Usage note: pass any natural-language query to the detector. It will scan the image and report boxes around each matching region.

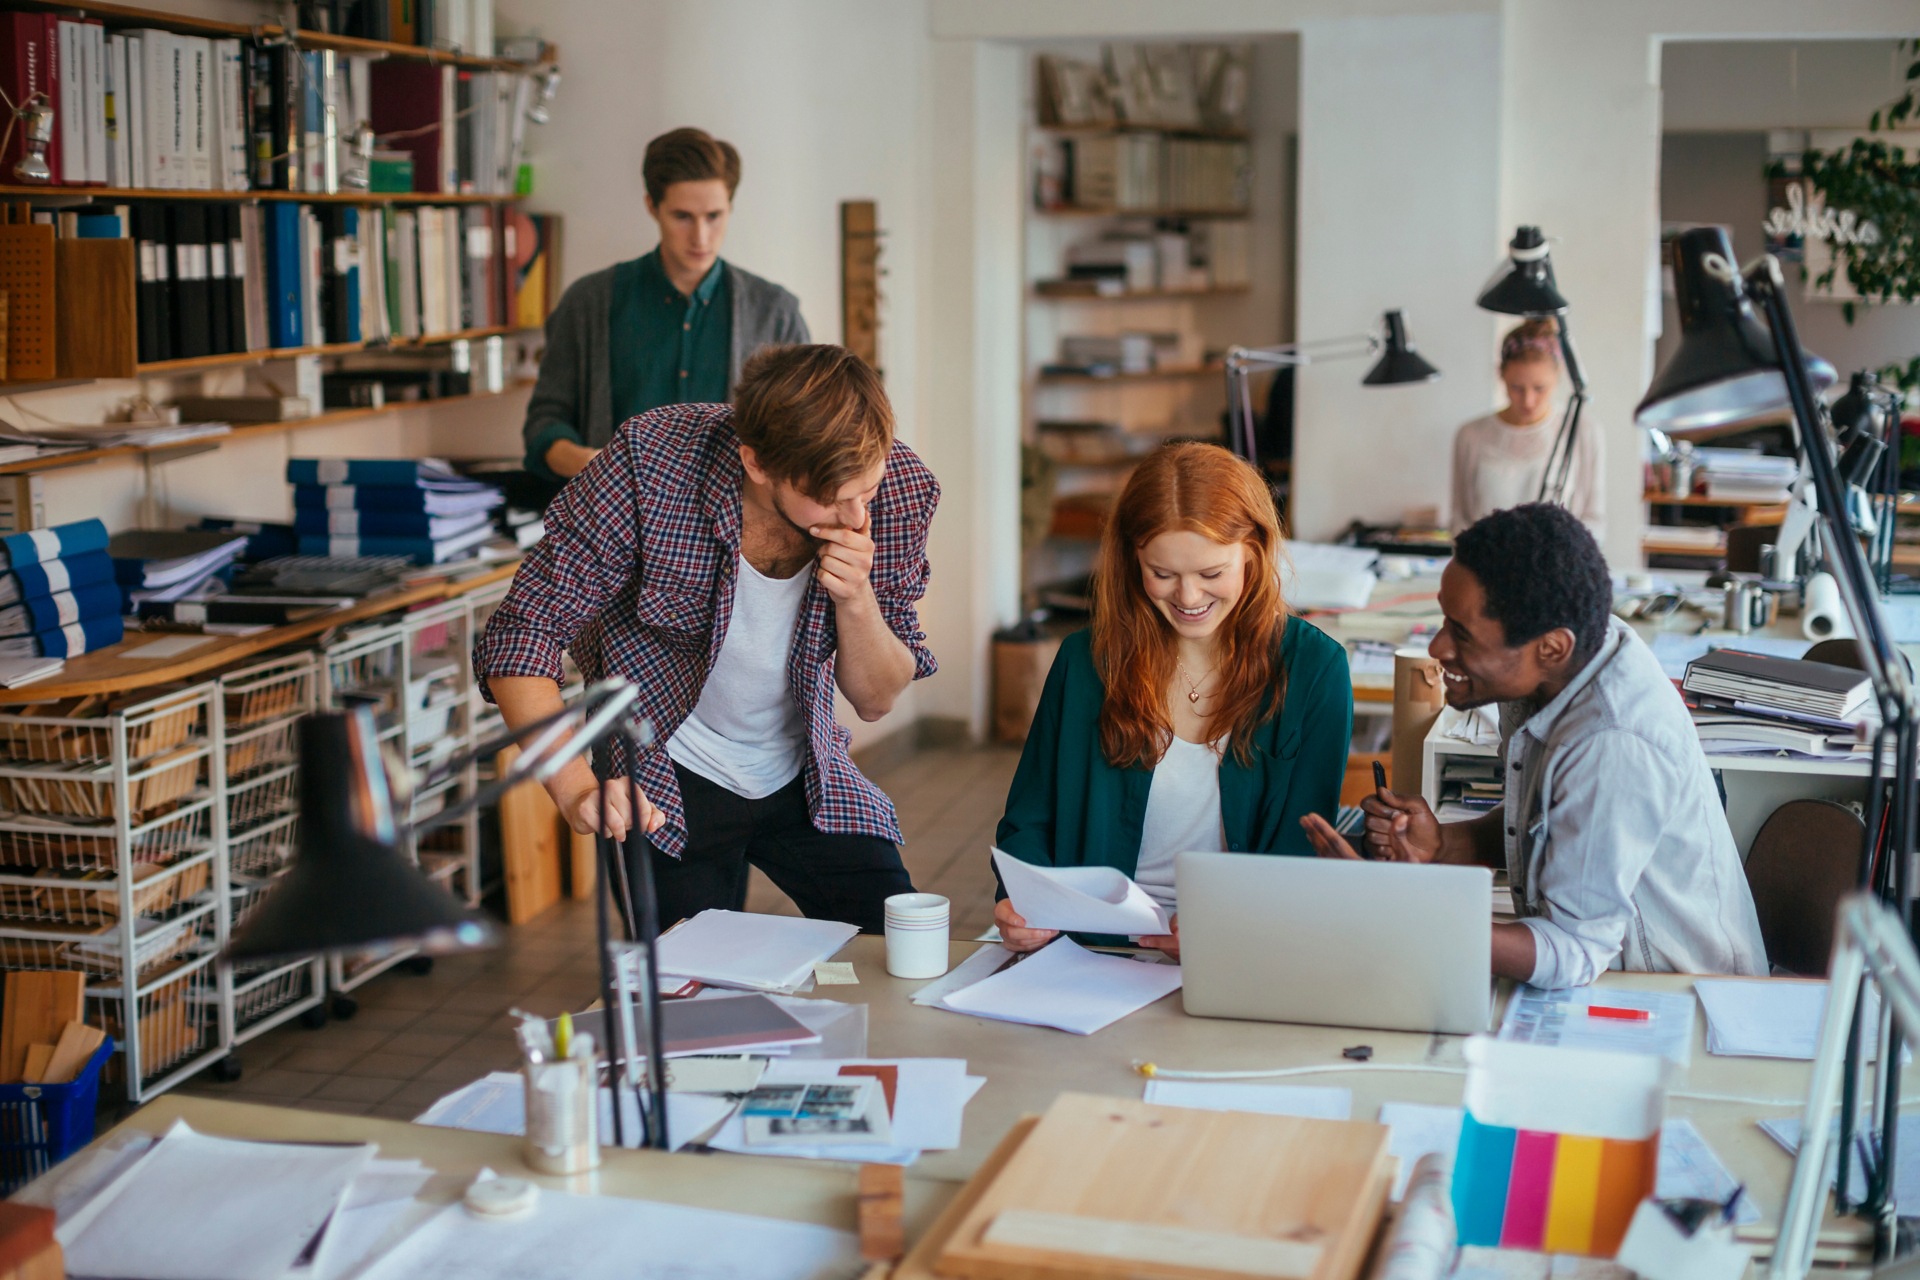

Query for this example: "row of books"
[0,13,534,195]
[1681,647,1875,759]
[1042,134,1252,213]
[0,520,123,659]
[85,200,553,364]
[298,0,500,57]
[285,458,503,563]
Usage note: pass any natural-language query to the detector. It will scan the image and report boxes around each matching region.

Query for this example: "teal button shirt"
[526,249,733,474]
[995,616,1353,931]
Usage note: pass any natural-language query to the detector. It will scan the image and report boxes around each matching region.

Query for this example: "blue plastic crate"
[0,1037,114,1193]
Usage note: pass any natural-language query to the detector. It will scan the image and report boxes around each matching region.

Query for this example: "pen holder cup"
[522,1055,600,1175]
[884,892,950,979]
[1451,1037,1670,1259]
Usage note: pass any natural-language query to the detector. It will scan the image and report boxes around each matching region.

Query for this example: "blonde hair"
[1499,316,1560,369]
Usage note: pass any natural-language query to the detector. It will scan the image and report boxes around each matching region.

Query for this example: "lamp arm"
[1224,331,1383,464]
[1534,318,1589,506]
[408,680,646,837]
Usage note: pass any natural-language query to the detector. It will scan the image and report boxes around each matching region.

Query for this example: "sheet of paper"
[123,634,219,659]
[1281,542,1381,611]
[1500,984,1696,1067]
[707,1058,983,1165]
[991,848,1170,935]
[1378,1102,1466,1200]
[306,1160,437,1280]
[910,943,1013,1006]
[656,910,859,993]
[937,937,1183,1035]
[413,1071,736,1153]
[1143,1079,1352,1120]
[1695,978,1895,1060]
[352,1182,864,1280]
[61,1120,374,1280]
[1762,1113,1920,1209]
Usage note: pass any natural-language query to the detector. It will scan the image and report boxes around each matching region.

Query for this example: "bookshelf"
[0,185,519,205]
[1020,40,1291,613]
[0,0,554,72]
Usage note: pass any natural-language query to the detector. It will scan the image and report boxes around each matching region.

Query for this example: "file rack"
[212,653,326,1065]
[0,685,225,1102]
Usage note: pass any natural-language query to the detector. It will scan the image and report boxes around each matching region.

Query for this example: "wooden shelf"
[1031,283,1251,302]
[1037,363,1225,386]
[0,184,519,206]
[1033,206,1250,220]
[0,380,535,476]
[127,326,523,378]
[1035,122,1250,141]
[1642,490,1789,510]
[0,560,521,705]
[2,0,550,71]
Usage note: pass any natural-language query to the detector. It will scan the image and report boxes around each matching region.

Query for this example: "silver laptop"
[1176,852,1493,1035]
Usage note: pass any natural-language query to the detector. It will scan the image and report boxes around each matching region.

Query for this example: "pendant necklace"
[1175,660,1213,705]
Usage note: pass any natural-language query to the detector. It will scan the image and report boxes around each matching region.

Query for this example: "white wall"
[1290,13,1502,541]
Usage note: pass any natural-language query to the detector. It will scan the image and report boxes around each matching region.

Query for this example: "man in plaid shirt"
[476,344,940,932]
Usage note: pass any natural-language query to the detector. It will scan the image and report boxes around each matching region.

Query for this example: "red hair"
[1091,442,1290,770]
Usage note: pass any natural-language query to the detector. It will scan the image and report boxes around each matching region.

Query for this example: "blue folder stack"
[287,459,503,565]
[0,519,125,658]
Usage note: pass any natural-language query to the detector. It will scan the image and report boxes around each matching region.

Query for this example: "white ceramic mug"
[884,892,951,979]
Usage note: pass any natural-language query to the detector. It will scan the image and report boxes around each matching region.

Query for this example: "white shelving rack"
[403,600,478,907]
[214,653,326,1065]
[0,685,227,1102]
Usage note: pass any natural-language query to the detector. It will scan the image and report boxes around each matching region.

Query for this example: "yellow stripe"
[1541,1134,1603,1255]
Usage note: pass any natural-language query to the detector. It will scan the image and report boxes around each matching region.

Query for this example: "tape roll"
[1801,571,1855,641]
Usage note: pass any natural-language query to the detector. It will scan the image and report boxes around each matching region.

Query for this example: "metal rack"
[212,654,326,1069]
[403,600,478,906]
[0,686,226,1102]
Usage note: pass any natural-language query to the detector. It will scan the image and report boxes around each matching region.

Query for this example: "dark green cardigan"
[995,616,1353,908]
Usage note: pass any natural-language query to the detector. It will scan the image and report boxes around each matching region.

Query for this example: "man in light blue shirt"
[1302,503,1767,986]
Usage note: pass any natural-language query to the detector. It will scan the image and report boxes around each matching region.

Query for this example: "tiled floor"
[175,743,1019,1119]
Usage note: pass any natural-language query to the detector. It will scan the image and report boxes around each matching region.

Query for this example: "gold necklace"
[1175,660,1214,705]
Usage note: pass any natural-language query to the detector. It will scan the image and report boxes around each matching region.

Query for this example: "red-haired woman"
[993,443,1352,958]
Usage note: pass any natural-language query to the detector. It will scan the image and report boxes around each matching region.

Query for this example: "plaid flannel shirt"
[474,402,940,858]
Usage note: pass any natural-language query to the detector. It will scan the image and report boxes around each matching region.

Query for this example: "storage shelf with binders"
[214,653,324,1054]
[0,684,226,1102]
[1022,41,1285,612]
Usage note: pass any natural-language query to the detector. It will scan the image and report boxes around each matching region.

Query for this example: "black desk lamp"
[1634,225,1900,1267]
[226,682,675,1152]
[1223,309,1438,464]
[1477,226,1587,508]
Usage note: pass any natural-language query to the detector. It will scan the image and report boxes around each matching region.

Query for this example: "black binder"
[169,202,212,360]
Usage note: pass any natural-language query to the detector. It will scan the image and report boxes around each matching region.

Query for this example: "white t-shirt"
[1131,736,1226,911]
[665,555,810,799]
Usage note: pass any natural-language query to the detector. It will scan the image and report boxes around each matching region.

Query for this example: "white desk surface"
[85,936,1862,1259]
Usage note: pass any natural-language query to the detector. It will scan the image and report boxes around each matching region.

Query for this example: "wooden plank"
[497,746,563,925]
[53,239,136,378]
[40,1020,104,1083]
[934,1094,1390,1280]
[896,1117,1039,1280]
[841,201,880,370]
[569,827,598,901]
[0,971,85,1083]
[859,1163,907,1261]
[18,1045,51,1083]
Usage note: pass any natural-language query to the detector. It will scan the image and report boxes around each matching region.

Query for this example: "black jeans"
[621,763,914,935]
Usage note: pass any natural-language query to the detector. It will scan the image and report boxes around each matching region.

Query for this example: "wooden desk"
[0,561,520,705]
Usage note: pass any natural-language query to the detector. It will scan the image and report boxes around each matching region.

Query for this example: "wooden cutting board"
[933,1093,1391,1280]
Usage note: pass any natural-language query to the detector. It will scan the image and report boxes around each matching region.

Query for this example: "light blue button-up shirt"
[1497,616,1768,987]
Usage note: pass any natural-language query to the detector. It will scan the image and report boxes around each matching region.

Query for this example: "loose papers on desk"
[1279,541,1379,611]
[1761,1113,1920,1207]
[991,847,1170,935]
[1695,977,1898,1060]
[656,909,859,993]
[415,1071,738,1153]
[1499,984,1696,1067]
[352,1179,865,1280]
[931,937,1184,1034]
[59,1120,374,1280]
[705,1057,985,1165]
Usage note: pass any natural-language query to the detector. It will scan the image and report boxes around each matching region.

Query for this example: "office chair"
[1743,798,1866,976]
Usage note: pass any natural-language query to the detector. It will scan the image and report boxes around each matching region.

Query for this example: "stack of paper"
[1280,541,1380,611]
[924,938,1183,1035]
[59,1121,376,1280]
[991,848,1169,935]
[1694,978,1895,1060]
[655,911,859,994]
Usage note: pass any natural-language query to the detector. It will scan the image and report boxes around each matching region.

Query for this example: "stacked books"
[289,459,503,564]
[0,520,124,659]
[1681,648,1876,756]
[108,529,251,611]
[1695,448,1797,505]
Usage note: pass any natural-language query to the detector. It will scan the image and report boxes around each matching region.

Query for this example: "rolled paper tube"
[1390,648,1446,797]
[1367,1153,1457,1280]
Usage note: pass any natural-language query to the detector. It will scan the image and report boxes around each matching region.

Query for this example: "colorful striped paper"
[1452,1113,1659,1256]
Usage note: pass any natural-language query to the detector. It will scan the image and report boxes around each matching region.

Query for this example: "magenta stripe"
[1500,1129,1559,1250]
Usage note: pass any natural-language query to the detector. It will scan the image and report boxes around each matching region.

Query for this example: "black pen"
[1366,761,1388,860]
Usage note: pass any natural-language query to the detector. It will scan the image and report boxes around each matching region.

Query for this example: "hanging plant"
[1771,38,1920,393]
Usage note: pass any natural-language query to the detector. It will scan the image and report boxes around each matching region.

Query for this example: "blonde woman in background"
[1449,317,1605,540]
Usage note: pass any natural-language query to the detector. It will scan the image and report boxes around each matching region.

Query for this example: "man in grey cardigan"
[522,127,810,481]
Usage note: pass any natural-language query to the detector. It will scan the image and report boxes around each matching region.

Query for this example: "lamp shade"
[1362,310,1440,385]
[225,709,496,965]
[1477,225,1568,316]
[1634,226,1836,434]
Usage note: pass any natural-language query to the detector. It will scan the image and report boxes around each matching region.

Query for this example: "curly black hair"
[1452,503,1611,659]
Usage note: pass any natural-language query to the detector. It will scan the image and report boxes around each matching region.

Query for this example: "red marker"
[1587,1005,1651,1022]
